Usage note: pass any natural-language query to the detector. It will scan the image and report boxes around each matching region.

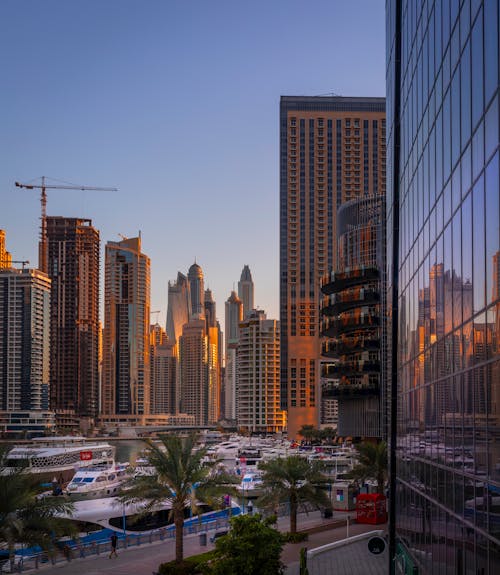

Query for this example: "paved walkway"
[31,511,386,575]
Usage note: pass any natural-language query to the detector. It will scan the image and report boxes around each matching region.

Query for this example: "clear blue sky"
[1,0,385,328]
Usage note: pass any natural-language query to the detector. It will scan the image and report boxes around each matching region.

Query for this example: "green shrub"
[283,531,309,543]
[158,551,216,575]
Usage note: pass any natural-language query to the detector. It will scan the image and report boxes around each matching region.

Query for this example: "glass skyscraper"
[387,0,500,572]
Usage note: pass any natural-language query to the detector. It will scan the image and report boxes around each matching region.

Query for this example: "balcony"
[322,314,380,337]
[321,337,380,358]
[322,360,380,377]
[322,381,379,399]
[321,267,379,294]
[321,289,379,316]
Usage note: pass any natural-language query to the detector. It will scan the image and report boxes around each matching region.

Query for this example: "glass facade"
[387,0,500,572]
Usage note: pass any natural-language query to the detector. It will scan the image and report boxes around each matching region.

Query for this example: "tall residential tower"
[238,265,254,318]
[102,236,151,416]
[280,96,386,438]
[46,217,100,418]
[237,310,285,433]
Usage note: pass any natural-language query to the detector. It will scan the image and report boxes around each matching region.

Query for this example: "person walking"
[109,533,118,559]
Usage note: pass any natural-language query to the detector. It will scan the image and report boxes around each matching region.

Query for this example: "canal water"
[109,439,148,464]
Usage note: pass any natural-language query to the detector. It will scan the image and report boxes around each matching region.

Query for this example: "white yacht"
[3,436,115,484]
[65,462,130,500]
[63,495,241,535]
[236,470,265,498]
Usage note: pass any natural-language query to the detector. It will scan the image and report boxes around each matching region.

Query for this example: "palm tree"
[257,455,331,534]
[120,433,237,564]
[347,440,388,495]
[0,445,75,570]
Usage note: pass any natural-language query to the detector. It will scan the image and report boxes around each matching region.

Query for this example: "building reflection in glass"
[387,0,500,571]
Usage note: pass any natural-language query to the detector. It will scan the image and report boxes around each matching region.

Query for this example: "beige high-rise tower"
[280,96,386,438]
[237,310,285,433]
[102,236,151,415]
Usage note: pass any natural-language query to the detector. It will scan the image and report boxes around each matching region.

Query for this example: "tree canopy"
[347,440,388,495]
[0,445,75,569]
[121,433,237,563]
[257,455,331,533]
[209,514,285,575]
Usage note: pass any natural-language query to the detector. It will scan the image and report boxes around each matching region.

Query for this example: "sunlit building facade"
[224,290,243,421]
[149,324,176,415]
[179,318,209,426]
[237,310,285,433]
[0,230,12,269]
[46,217,100,418]
[387,0,500,571]
[280,95,386,438]
[102,236,151,416]
[205,288,222,422]
[0,268,51,413]
[166,271,191,414]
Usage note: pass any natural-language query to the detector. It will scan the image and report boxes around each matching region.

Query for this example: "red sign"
[79,451,92,461]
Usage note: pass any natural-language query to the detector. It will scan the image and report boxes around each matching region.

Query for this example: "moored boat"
[62,495,241,535]
[3,436,115,485]
[236,470,265,498]
[65,462,130,500]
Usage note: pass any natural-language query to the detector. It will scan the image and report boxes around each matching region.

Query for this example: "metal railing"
[4,517,232,572]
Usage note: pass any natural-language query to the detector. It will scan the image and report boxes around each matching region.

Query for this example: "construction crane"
[15,176,117,274]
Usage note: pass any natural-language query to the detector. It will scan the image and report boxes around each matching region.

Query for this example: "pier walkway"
[14,511,387,574]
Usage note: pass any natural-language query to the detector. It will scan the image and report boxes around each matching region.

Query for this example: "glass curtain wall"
[387,0,500,573]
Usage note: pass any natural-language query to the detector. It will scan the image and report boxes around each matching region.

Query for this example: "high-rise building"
[188,262,204,318]
[149,324,176,415]
[280,96,386,438]
[179,317,208,426]
[0,267,51,412]
[224,290,243,420]
[102,236,151,416]
[0,266,54,437]
[166,272,191,344]
[320,195,385,439]
[46,217,100,418]
[387,0,500,571]
[238,265,254,318]
[204,289,216,328]
[237,310,285,433]
[204,288,222,422]
[166,271,191,414]
[0,230,12,269]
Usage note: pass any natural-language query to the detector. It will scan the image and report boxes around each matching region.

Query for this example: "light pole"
[122,502,126,537]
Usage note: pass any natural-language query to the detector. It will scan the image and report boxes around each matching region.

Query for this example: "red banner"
[79,451,92,461]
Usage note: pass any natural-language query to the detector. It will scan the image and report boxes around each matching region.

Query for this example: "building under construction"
[46,217,100,418]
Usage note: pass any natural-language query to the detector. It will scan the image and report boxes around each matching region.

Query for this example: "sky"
[0,0,385,329]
